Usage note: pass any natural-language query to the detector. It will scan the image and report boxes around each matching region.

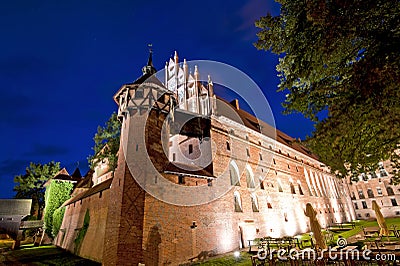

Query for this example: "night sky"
[0,0,316,198]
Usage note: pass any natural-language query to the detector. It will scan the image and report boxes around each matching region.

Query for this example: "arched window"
[246,165,255,189]
[297,180,304,195]
[259,177,265,190]
[251,194,259,212]
[290,181,296,194]
[277,179,284,192]
[229,161,240,186]
[386,186,395,196]
[234,191,242,212]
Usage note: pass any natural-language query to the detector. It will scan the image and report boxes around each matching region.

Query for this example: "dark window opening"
[178,175,185,184]
[251,196,259,212]
[188,144,193,154]
[387,187,395,196]
[267,202,272,209]
[135,88,144,98]
[226,141,230,151]
[290,183,296,194]
[391,198,398,206]
[354,203,358,209]
[298,184,304,195]
[362,201,367,209]
[367,189,375,198]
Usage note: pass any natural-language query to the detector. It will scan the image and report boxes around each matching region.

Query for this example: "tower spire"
[142,44,157,75]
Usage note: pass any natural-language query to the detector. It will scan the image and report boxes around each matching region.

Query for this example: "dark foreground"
[0,244,100,266]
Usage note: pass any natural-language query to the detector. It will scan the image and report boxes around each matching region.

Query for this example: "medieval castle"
[55,51,359,265]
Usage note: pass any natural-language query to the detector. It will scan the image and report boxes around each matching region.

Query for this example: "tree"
[255,0,400,182]
[14,161,60,219]
[88,112,121,172]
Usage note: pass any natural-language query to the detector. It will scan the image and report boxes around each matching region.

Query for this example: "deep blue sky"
[0,0,315,198]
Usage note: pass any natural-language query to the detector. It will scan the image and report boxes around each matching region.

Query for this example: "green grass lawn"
[0,244,100,265]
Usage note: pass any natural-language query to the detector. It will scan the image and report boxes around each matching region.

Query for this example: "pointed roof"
[71,167,82,179]
[142,45,157,75]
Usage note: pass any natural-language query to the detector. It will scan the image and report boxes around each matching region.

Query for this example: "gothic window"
[362,201,367,209]
[377,187,383,196]
[386,186,395,196]
[226,141,230,151]
[229,161,240,186]
[358,190,365,199]
[246,148,250,157]
[367,189,375,198]
[246,166,255,189]
[290,182,296,194]
[297,181,304,195]
[259,153,263,161]
[251,194,259,212]
[259,177,265,190]
[234,191,243,212]
[277,179,284,192]
[354,203,358,209]
[391,198,398,206]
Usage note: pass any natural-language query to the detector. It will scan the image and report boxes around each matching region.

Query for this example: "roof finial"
[142,44,156,75]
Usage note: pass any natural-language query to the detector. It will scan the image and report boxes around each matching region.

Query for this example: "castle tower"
[103,51,175,265]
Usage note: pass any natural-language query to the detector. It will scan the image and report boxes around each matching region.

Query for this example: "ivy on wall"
[52,206,66,237]
[43,180,73,238]
[74,209,90,254]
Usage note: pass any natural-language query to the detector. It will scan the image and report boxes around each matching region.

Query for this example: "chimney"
[230,99,240,110]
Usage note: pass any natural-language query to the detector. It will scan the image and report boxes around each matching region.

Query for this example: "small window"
[178,175,185,184]
[288,164,290,169]
[358,190,365,199]
[395,211,400,216]
[259,153,263,161]
[367,189,374,198]
[290,182,296,194]
[188,144,193,154]
[260,178,265,190]
[362,201,367,209]
[387,187,395,196]
[273,159,276,165]
[267,202,273,209]
[251,195,259,212]
[172,153,176,161]
[357,214,362,218]
[277,180,283,192]
[207,179,212,187]
[246,148,250,157]
[298,183,304,195]
[135,88,144,98]
[365,213,370,218]
[226,141,230,151]
[234,192,242,212]
[377,187,383,195]
[296,166,299,172]
[354,203,359,209]
[391,198,398,206]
